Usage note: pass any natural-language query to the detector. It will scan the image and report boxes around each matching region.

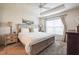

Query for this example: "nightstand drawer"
[0,33,17,45]
[2,33,18,45]
[6,38,17,44]
[6,34,17,44]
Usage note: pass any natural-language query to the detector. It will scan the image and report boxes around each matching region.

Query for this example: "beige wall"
[0,3,40,33]
[65,8,79,31]
[1,3,40,26]
[0,5,3,22]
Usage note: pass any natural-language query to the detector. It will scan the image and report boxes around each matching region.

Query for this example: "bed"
[18,27,55,55]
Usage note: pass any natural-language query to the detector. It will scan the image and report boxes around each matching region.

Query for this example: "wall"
[0,4,3,22]
[65,8,79,31]
[1,3,40,27]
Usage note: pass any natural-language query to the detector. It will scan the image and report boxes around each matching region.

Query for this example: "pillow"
[21,28,29,33]
[34,28,39,32]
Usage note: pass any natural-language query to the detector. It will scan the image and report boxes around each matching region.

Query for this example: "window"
[46,18,64,35]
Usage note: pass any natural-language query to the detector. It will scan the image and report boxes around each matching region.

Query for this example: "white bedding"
[18,32,54,54]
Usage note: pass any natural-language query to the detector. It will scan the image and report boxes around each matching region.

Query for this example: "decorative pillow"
[21,28,29,33]
[34,28,39,32]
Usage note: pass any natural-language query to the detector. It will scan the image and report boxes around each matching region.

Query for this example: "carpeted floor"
[40,35,67,55]
[39,40,67,55]
[0,40,67,55]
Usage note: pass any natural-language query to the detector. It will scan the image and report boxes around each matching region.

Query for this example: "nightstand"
[6,33,18,45]
[1,33,18,45]
[0,33,18,54]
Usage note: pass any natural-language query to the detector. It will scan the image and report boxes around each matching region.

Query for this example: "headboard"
[16,23,34,34]
[16,24,21,34]
[0,22,12,35]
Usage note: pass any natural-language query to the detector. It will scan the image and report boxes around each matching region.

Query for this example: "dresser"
[67,32,79,55]
[1,33,18,45]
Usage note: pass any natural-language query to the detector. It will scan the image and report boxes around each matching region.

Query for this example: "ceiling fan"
[39,3,50,9]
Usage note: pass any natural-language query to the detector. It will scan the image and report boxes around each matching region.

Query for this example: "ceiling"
[40,3,63,13]
[0,3,79,17]
[39,3,79,17]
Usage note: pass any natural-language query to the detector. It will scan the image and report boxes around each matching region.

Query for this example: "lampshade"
[8,22,12,26]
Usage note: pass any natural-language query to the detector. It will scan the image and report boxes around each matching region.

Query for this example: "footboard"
[31,36,55,55]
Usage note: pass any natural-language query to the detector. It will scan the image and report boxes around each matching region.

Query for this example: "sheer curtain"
[60,15,67,42]
[46,17,64,35]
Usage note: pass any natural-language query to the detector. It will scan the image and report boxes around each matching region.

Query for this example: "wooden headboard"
[16,24,21,34]
[0,22,12,34]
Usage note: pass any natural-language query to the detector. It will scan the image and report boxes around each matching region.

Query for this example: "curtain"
[60,14,67,42]
[46,18,64,35]
[39,17,46,32]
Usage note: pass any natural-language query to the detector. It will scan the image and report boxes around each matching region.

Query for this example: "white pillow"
[21,28,29,33]
[34,28,39,32]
